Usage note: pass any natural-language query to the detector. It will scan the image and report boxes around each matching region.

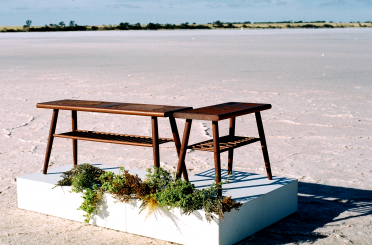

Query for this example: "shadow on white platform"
[17,164,298,245]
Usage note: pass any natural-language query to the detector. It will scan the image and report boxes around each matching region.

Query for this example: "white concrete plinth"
[17,164,298,245]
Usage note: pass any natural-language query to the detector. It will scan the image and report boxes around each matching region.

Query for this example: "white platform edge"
[17,164,298,245]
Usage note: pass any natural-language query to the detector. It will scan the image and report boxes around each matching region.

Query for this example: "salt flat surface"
[1,29,372,244]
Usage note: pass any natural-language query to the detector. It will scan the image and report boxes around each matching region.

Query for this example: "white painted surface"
[126,202,220,245]
[17,164,298,245]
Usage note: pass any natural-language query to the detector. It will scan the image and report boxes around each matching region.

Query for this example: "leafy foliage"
[154,179,196,209]
[78,185,103,223]
[153,177,242,222]
[107,168,153,203]
[100,168,126,193]
[53,163,106,223]
[54,163,105,190]
[144,167,173,191]
[55,164,242,223]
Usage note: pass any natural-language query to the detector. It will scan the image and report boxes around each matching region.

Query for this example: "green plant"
[153,177,242,222]
[70,164,105,193]
[78,185,103,223]
[100,167,126,193]
[53,163,106,223]
[108,168,151,203]
[144,166,173,191]
[55,164,242,224]
[54,163,105,191]
[155,178,195,209]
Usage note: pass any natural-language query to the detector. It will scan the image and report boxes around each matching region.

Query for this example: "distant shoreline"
[1,22,372,33]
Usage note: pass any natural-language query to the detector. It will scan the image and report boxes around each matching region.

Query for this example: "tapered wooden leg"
[72,111,78,166]
[176,119,192,181]
[255,112,273,180]
[151,116,160,168]
[169,117,188,180]
[212,121,222,196]
[227,117,236,175]
[43,109,59,174]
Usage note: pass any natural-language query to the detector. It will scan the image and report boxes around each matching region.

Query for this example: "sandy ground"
[0,29,371,244]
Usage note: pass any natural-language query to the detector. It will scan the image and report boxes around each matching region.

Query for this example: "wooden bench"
[37,99,192,178]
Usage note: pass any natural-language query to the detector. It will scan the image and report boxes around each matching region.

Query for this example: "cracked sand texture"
[0,29,371,244]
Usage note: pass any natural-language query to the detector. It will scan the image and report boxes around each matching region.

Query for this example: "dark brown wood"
[37,100,192,117]
[169,117,181,155]
[173,102,271,121]
[54,130,173,146]
[151,116,160,168]
[169,117,188,180]
[43,109,59,174]
[72,111,77,166]
[176,119,192,181]
[227,117,236,175]
[187,136,259,152]
[174,102,273,191]
[255,112,272,180]
[38,99,193,174]
[212,121,222,196]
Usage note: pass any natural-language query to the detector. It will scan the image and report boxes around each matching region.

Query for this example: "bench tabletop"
[37,99,192,117]
[173,102,271,121]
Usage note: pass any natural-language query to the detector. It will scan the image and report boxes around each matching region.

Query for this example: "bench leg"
[151,116,160,168]
[255,112,273,180]
[227,117,235,175]
[43,109,59,174]
[72,111,78,166]
[169,117,188,180]
[176,119,192,181]
[212,121,222,196]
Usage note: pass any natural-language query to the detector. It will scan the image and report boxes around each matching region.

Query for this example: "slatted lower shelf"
[187,135,260,152]
[54,130,173,147]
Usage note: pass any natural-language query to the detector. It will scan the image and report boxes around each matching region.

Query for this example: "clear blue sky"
[1,0,371,26]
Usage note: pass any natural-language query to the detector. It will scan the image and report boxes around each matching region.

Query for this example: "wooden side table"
[173,102,273,195]
[37,99,192,177]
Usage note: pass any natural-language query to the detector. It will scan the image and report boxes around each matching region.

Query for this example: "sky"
[0,0,371,26]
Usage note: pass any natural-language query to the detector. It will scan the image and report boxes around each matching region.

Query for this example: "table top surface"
[173,102,271,121]
[37,99,192,117]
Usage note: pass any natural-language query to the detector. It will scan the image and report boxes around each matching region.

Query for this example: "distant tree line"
[253,20,327,24]
[104,22,211,30]
[1,19,372,33]
[286,24,335,29]
[25,20,88,32]
[212,20,240,28]
[1,20,211,32]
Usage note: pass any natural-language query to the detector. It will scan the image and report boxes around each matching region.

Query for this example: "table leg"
[227,117,236,175]
[176,119,192,181]
[212,121,222,196]
[169,117,188,180]
[255,112,273,180]
[151,116,160,168]
[43,109,59,174]
[72,110,78,166]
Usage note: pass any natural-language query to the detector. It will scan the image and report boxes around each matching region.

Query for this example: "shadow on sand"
[236,181,372,244]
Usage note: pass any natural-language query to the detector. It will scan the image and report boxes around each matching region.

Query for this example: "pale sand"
[0,29,371,244]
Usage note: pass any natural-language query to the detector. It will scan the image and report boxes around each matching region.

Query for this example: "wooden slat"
[187,135,260,153]
[54,130,173,147]
[37,99,192,117]
[173,102,271,121]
